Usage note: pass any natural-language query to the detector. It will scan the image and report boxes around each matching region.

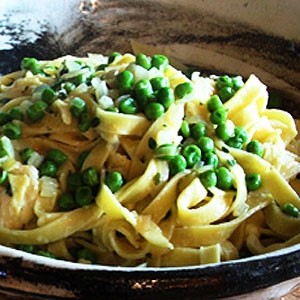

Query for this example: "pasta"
[0,52,300,267]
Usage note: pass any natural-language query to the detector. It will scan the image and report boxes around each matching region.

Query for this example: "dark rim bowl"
[0,1,300,299]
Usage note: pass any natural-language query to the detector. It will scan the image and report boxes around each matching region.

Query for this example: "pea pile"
[151,74,265,192]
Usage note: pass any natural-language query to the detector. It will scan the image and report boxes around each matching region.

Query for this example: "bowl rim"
[1,242,300,272]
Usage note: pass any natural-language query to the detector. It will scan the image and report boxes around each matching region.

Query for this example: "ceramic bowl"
[0,1,300,299]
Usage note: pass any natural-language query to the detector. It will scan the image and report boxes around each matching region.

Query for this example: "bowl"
[0,0,300,299]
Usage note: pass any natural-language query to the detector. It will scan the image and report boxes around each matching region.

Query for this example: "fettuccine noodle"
[0,52,299,267]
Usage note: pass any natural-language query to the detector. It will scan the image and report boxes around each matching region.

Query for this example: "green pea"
[216,75,233,89]
[27,100,48,122]
[144,102,165,120]
[82,167,99,187]
[58,192,76,211]
[67,172,83,191]
[203,151,219,168]
[215,123,234,141]
[182,144,201,168]
[150,77,169,91]
[135,79,152,92]
[199,170,217,188]
[282,203,299,218]
[2,122,22,140]
[105,171,124,193]
[169,155,187,176]
[46,149,67,166]
[207,95,223,112]
[174,82,193,99]
[8,107,24,121]
[136,53,151,70]
[77,248,97,263]
[246,140,264,157]
[232,76,244,91]
[210,108,227,125]
[190,122,206,140]
[33,84,56,105]
[21,57,41,74]
[0,169,8,184]
[219,86,235,102]
[108,52,122,64]
[135,88,153,108]
[118,97,139,114]
[156,87,175,109]
[39,160,57,177]
[180,120,190,138]
[226,137,243,149]
[0,112,12,125]
[234,126,248,144]
[216,166,233,190]
[151,54,169,70]
[70,97,86,118]
[197,136,214,153]
[75,186,94,207]
[246,173,262,191]
[115,70,134,93]
[19,148,34,164]
[78,112,92,132]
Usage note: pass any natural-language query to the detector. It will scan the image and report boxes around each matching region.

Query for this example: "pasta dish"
[0,52,299,267]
